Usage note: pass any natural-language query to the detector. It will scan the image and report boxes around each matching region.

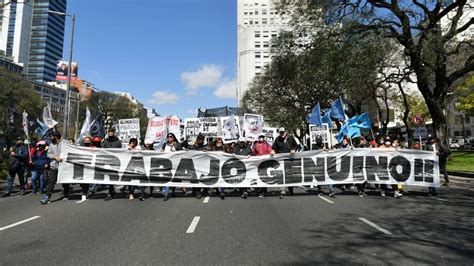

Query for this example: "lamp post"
[48,10,75,139]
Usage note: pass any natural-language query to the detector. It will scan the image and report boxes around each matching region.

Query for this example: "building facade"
[0,0,67,82]
[0,54,23,73]
[237,0,286,105]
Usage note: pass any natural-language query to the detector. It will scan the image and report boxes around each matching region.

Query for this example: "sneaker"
[259,193,264,198]
[380,191,386,197]
[241,192,248,199]
[359,191,364,198]
[129,194,134,200]
[220,194,225,200]
[138,196,145,201]
[394,191,403,198]
[279,192,286,199]
[2,192,11,197]
[105,195,112,201]
[40,196,50,204]
[328,192,335,198]
[81,195,87,201]
[20,190,27,196]
[163,194,170,201]
[62,196,68,201]
[196,192,202,199]
[30,192,37,196]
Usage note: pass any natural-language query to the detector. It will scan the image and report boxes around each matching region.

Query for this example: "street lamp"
[48,10,75,139]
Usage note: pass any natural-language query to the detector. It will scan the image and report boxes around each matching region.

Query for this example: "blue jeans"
[31,171,46,193]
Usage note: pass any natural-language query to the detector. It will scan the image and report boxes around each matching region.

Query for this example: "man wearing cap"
[272,127,299,198]
[3,137,29,196]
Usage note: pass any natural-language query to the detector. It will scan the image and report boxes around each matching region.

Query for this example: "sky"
[64,0,238,119]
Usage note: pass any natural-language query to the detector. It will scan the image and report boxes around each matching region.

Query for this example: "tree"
[242,22,393,133]
[78,91,148,139]
[454,74,474,116]
[284,0,473,164]
[0,69,44,145]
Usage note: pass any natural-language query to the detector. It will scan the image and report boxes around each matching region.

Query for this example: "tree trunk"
[424,95,451,166]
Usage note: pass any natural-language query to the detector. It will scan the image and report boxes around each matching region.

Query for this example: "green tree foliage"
[0,69,44,142]
[242,21,393,132]
[455,75,474,116]
[79,91,148,138]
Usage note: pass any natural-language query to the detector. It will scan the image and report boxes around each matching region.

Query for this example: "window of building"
[262,18,267,24]
[262,9,267,15]
[263,52,270,58]
[255,52,261,58]
[255,42,260,48]
[255,65,261,69]
[255,21,259,24]
[255,32,260,37]
[255,11,258,15]
[250,20,253,24]
[263,42,269,48]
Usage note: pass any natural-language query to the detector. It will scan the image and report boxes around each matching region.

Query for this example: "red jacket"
[253,141,272,156]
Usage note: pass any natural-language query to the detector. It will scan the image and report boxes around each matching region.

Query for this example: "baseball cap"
[278,127,285,132]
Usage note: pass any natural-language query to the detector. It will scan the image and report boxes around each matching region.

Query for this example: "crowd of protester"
[1,127,449,204]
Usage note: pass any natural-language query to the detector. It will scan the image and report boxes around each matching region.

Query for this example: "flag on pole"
[329,97,345,120]
[321,110,333,128]
[306,103,322,126]
[335,123,361,143]
[7,95,15,132]
[22,111,29,139]
[90,113,105,138]
[42,105,58,129]
[348,113,372,129]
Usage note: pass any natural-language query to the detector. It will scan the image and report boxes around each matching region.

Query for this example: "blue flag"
[90,113,105,138]
[306,103,322,126]
[321,111,333,128]
[348,113,372,129]
[329,97,345,120]
[335,123,361,143]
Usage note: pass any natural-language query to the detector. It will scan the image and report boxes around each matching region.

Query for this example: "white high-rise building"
[0,1,33,70]
[237,0,287,105]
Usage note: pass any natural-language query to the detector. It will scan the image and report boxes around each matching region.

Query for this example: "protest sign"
[199,117,220,137]
[144,116,181,147]
[59,143,439,188]
[221,115,241,143]
[184,118,201,143]
[309,123,330,145]
[242,114,263,141]
[118,118,140,148]
[262,127,277,144]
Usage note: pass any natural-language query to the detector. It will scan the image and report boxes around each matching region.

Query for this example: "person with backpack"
[3,137,29,197]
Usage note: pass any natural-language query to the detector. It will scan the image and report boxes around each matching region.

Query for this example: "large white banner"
[144,116,180,146]
[118,118,141,148]
[59,143,440,188]
[242,113,263,141]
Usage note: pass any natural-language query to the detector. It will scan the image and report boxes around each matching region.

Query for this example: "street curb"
[448,171,474,179]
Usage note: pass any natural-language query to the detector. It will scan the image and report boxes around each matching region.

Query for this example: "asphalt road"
[0,185,473,265]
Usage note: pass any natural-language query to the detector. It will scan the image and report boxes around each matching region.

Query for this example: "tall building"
[237,0,286,105]
[0,0,67,82]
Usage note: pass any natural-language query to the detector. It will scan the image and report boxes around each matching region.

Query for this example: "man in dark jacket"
[102,128,122,201]
[102,128,122,149]
[234,139,253,199]
[272,128,299,198]
[188,134,207,199]
[3,138,29,197]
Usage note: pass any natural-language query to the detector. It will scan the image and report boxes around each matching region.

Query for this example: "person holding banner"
[272,128,298,199]
[234,139,253,199]
[41,132,68,204]
[127,138,141,200]
[253,135,273,198]
[188,134,207,199]
[102,128,122,201]
[161,133,181,201]
[209,137,227,199]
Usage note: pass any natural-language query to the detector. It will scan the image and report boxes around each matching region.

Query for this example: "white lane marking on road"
[0,216,41,232]
[203,196,210,204]
[432,197,452,203]
[318,195,335,204]
[75,199,86,204]
[358,217,393,235]
[186,216,201,234]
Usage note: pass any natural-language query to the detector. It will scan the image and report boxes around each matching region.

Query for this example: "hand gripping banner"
[58,143,439,187]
